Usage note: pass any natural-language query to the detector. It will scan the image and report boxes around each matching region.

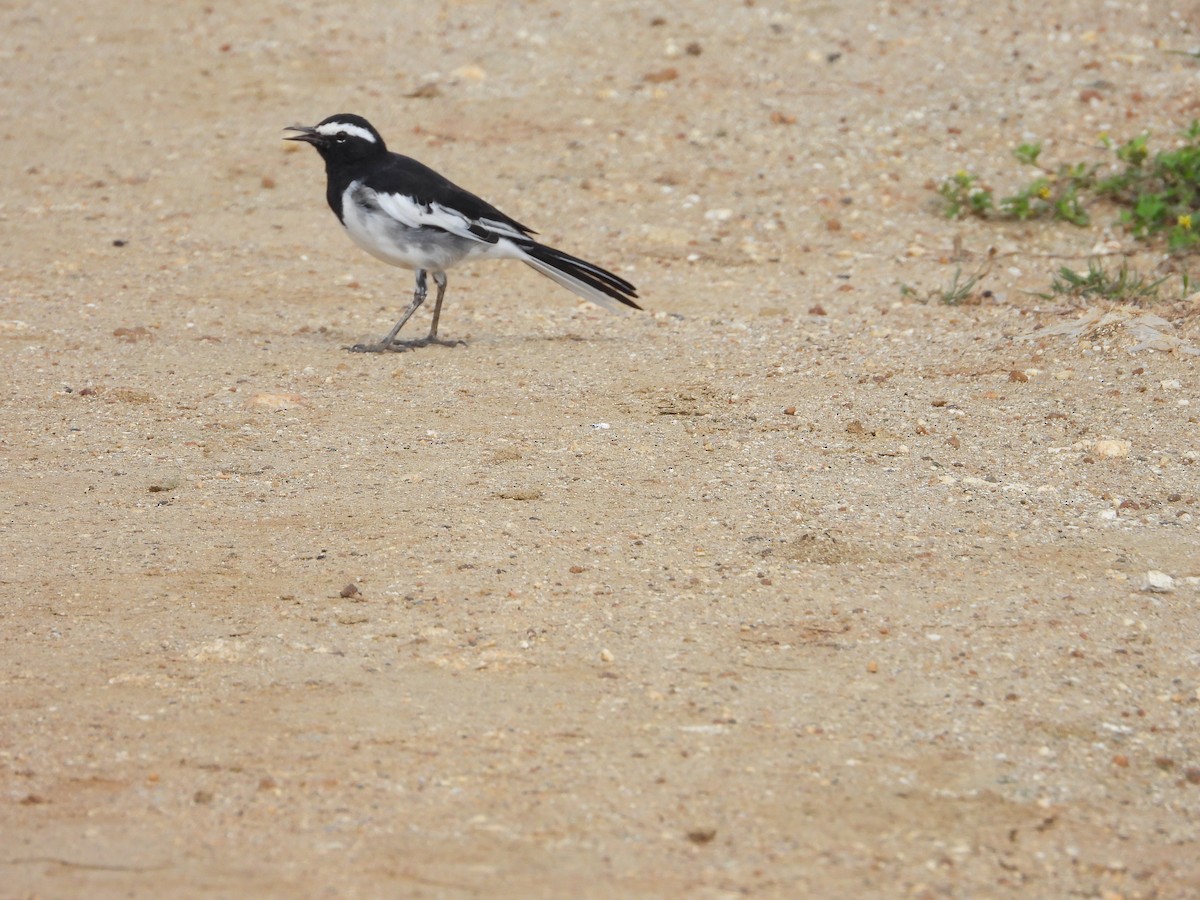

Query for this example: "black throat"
[322,161,357,225]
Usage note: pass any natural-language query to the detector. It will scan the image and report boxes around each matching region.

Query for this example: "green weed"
[1095,125,1200,250]
[937,265,987,305]
[1036,259,1169,304]
[938,122,1200,252]
[937,171,993,219]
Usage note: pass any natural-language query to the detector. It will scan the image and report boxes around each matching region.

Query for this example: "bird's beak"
[284,124,322,145]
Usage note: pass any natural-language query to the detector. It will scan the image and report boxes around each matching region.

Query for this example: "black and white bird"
[285,113,640,352]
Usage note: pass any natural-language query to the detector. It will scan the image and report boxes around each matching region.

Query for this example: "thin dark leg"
[427,271,447,339]
[346,269,464,353]
[419,271,463,347]
[348,270,429,353]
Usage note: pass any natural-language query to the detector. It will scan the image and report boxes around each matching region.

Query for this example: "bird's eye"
[335,133,348,143]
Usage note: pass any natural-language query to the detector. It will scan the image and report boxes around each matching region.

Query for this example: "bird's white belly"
[340,184,475,272]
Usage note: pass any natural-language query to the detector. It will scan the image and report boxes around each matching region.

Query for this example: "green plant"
[1013,142,1043,166]
[938,122,1200,251]
[1036,259,1169,304]
[938,171,993,219]
[1095,127,1200,250]
[898,264,991,305]
[938,265,986,305]
[939,144,1096,225]
[998,164,1093,226]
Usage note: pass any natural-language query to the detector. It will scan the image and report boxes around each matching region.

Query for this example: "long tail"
[521,243,641,314]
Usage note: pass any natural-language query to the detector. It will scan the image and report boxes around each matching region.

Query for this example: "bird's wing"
[368,189,531,246]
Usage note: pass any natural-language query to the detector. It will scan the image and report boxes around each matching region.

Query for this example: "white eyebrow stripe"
[316,122,377,143]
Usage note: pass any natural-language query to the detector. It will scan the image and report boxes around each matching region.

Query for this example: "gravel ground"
[2,0,1199,897]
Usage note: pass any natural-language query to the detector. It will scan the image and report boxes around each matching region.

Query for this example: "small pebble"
[248,391,308,410]
[1144,571,1175,593]
[147,475,180,493]
[644,67,679,83]
[1093,439,1131,458]
[451,64,487,81]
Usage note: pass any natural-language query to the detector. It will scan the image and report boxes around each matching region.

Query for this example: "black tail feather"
[523,243,641,311]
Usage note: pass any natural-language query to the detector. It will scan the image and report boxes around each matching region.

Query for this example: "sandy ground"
[3,0,1200,896]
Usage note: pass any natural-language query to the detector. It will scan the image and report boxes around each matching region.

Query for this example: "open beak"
[284,124,323,145]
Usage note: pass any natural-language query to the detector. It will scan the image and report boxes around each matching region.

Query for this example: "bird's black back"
[324,151,535,238]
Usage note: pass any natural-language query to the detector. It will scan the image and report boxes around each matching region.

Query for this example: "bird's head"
[284,114,386,164]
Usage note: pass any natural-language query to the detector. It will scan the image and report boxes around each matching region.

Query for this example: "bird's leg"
[347,271,464,353]
[347,270,429,353]
[419,271,465,348]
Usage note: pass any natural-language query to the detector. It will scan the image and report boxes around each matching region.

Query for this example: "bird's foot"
[415,335,467,350]
[344,336,466,353]
[344,341,393,353]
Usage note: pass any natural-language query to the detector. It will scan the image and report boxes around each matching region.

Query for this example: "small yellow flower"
[1037,186,1052,200]
[1179,213,1193,231]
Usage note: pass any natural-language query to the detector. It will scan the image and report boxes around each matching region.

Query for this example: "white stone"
[1093,439,1131,458]
[1144,571,1175,593]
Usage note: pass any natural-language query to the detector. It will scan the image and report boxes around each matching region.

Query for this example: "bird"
[284,113,641,352]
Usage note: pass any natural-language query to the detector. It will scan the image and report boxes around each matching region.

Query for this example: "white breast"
[339,182,478,273]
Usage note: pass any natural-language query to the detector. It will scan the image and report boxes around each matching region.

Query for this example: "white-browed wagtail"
[285,114,640,352]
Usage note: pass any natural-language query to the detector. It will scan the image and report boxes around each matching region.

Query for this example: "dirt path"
[3,1,1199,896]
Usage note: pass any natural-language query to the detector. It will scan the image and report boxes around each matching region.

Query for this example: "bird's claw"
[344,342,390,353]
[415,336,467,349]
[344,336,465,353]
